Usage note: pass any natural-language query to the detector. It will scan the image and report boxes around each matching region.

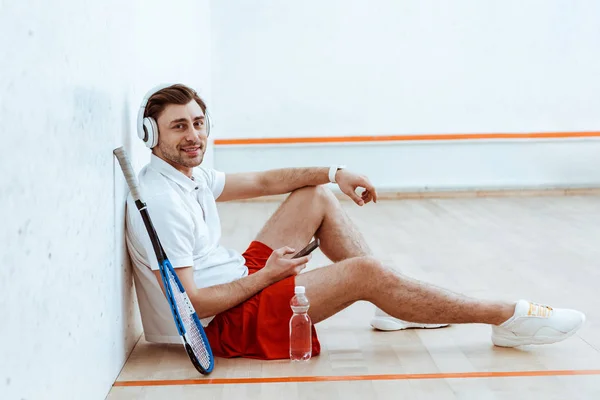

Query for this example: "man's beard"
[159,143,204,169]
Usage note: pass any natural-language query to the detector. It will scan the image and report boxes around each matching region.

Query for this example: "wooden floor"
[108,195,600,399]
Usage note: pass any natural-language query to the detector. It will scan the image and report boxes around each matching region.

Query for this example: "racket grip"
[113,146,142,201]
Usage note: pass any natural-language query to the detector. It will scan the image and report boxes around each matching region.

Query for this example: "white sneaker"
[492,299,586,347]
[370,307,449,331]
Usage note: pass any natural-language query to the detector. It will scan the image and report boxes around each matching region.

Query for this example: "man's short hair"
[144,84,208,122]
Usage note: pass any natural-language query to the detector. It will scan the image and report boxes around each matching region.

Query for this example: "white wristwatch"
[328,165,346,183]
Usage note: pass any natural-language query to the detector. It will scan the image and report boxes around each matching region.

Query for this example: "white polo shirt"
[125,154,248,344]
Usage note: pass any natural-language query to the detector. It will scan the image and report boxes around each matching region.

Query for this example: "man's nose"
[184,127,205,142]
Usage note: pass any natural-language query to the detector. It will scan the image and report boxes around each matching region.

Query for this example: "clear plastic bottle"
[289,286,312,361]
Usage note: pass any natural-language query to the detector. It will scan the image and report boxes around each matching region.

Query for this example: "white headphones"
[136,83,211,149]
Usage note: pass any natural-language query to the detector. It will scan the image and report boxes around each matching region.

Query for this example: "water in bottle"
[289,285,312,361]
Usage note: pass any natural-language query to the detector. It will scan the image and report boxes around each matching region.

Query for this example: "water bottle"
[289,286,312,361]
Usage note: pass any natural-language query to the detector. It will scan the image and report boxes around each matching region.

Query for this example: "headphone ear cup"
[143,117,159,148]
[138,83,172,147]
[205,111,211,138]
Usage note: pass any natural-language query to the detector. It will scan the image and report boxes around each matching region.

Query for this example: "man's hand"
[262,246,312,284]
[335,170,378,206]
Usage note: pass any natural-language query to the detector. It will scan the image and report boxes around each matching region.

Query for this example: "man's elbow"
[190,297,214,319]
[190,290,226,319]
[195,310,216,319]
[192,303,220,320]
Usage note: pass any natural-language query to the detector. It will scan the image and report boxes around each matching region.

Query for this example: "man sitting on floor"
[124,83,586,360]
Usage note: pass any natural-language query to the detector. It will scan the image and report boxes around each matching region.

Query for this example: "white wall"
[0,1,211,399]
[214,138,600,192]
[210,0,600,191]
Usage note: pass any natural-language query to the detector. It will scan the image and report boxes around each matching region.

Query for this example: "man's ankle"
[493,302,517,326]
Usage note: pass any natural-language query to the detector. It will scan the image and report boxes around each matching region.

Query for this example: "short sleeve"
[195,167,226,198]
[128,192,195,270]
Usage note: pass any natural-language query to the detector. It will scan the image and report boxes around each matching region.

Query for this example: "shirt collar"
[149,154,199,193]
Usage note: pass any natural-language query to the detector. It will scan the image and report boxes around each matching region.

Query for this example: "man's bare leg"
[255,185,514,325]
[295,256,515,325]
[295,256,586,349]
[253,185,586,346]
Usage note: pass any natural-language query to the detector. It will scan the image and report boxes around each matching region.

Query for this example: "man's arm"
[216,167,330,202]
[153,246,312,318]
[153,266,272,318]
[217,167,379,206]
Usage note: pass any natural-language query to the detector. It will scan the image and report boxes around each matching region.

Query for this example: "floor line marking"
[113,369,600,387]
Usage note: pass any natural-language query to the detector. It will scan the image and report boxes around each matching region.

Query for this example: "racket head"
[161,259,215,374]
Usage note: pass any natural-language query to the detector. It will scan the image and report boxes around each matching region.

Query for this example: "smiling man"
[124,83,586,361]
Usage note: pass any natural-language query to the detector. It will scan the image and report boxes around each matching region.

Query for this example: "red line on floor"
[113,369,600,387]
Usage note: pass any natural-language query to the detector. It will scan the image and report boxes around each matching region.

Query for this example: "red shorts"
[204,241,321,360]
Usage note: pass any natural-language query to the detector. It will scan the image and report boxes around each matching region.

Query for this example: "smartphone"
[292,238,320,259]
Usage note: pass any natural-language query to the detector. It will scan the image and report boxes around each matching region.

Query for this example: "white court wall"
[0,1,211,399]
[210,1,600,191]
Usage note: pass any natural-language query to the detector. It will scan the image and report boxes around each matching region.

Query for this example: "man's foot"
[492,299,586,347]
[370,307,449,331]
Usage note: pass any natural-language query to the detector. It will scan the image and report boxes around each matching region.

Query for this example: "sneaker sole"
[370,317,449,331]
[492,315,586,347]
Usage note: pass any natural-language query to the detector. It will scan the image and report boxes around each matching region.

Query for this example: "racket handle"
[113,146,142,201]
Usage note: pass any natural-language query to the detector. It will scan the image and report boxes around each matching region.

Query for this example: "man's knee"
[291,184,339,207]
[350,256,386,278]
[340,256,388,297]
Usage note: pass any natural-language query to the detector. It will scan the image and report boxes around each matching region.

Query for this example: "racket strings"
[168,271,213,369]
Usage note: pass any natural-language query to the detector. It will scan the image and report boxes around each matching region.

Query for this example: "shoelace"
[527,302,553,317]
